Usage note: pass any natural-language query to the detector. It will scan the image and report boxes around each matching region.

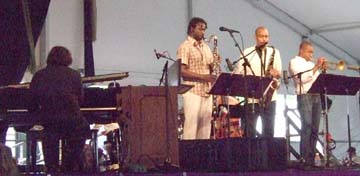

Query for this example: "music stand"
[209,72,272,170]
[210,73,272,97]
[308,73,360,167]
[209,73,272,137]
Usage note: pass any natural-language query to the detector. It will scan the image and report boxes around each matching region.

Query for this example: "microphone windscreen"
[283,71,289,85]
[225,58,234,71]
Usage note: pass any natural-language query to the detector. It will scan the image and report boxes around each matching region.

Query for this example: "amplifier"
[179,137,287,172]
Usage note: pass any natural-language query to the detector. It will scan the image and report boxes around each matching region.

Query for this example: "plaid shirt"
[177,36,214,97]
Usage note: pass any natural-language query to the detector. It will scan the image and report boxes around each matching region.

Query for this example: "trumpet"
[322,59,346,71]
[347,65,360,71]
[320,59,360,72]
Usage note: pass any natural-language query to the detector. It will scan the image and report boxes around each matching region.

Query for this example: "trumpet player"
[176,17,219,140]
[288,40,325,169]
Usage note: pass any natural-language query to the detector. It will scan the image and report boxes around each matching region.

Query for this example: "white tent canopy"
[252,0,360,64]
[40,0,359,161]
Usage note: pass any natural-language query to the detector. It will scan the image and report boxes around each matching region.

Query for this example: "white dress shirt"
[288,56,320,94]
[233,45,282,102]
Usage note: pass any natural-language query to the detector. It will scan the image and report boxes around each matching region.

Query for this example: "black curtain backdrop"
[0,0,50,144]
[84,0,95,77]
[0,0,50,86]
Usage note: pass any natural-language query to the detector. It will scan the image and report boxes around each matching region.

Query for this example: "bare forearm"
[181,69,209,82]
[181,65,215,82]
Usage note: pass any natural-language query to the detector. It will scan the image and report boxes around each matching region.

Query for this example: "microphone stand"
[227,31,252,129]
[157,51,176,86]
[155,53,178,171]
[283,77,291,161]
[229,31,258,136]
[159,61,168,86]
[224,30,257,169]
[345,88,355,166]
[232,49,256,69]
[287,68,313,95]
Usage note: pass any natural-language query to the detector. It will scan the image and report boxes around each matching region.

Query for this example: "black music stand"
[209,73,272,137]
[308,73,360,167]
[209,73,272,98]
[209,73,272,170]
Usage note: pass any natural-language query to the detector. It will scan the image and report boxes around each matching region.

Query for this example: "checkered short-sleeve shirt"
[176,36,214,97]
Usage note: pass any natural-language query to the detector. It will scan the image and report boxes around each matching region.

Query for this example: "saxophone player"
[233,26,282,138]
[176,17,219,139]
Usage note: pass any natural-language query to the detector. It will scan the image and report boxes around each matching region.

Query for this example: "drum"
[229,118,243,138]
[213,96,244,139]
[216,96,240,105]
[214,117,243,139]
[105,129,120,165]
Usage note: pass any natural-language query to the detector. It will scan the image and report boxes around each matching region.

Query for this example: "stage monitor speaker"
[179,137,287,172]
[118,86,179,169]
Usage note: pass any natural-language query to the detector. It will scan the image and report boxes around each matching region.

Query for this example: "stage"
[19,165,360,175]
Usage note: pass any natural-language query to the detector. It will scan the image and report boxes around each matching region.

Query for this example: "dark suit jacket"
[30,65,86,133]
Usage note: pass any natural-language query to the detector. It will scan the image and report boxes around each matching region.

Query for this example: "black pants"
[0,122,8,144]
[42,116,89,172]
[242,101,276,138]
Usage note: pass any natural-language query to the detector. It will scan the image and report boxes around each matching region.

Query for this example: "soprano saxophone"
[207,35,228,139]
[262,46,279,107]
[206,35,220,118]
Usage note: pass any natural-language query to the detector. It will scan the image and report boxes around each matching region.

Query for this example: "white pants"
[182,92,213,140]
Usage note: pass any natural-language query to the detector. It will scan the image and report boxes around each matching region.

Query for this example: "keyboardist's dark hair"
[46,46,73,66]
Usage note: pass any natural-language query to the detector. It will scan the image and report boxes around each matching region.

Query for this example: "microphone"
[219,26,240,33]
[256,42,268,49]
[283,71,289,85]
[154,49,166,59]
[225,58,234,71]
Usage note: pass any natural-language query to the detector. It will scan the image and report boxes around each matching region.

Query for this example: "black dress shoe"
[301,164,323,171]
